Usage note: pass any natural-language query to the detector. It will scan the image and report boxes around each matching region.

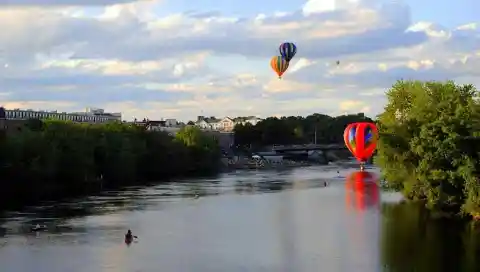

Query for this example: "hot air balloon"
[345,171,379,211]
[279,42,297,62]
[270,56,289,79]
[344,122,378,164]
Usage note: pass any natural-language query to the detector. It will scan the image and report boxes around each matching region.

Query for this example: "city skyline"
[0,0,477,121]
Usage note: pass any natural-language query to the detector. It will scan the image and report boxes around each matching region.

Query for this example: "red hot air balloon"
[344,122,378,163]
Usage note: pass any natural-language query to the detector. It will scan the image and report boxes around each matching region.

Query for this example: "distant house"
[196,119,210,129]
[165,119,178,127]
[234,116,263,126]
[195,116,221,130]
[145,120,166,131]
[142,120,182,136]
[194,115,263,131]
[219,117,235,131]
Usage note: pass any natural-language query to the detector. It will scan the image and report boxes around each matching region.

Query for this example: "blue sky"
[0,0,478,121]
[406,0,479,27]
[158,0,304,16]
[158,0,478,27]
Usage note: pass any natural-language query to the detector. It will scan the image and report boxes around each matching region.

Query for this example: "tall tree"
[376,80,480,218]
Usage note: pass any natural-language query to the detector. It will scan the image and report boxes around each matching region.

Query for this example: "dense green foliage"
[376,80,480,218]
[233,113,373,147]
[0,121,220,208]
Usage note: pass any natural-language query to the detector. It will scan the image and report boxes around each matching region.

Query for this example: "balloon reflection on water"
[343,171,382,270]
[345,171,380,211]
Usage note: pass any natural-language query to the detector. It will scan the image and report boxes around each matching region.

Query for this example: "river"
[0,164,479,272]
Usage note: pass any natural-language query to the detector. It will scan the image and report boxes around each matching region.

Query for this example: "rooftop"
[1,106,120,117]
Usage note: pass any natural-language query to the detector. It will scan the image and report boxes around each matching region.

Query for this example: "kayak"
[125,237,133,244]
[31,224,47,232]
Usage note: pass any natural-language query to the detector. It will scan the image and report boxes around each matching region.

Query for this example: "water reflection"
[381,202,480,272]
[343,171,381,271]
[345,171,380,211]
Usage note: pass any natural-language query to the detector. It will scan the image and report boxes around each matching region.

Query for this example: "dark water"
[0,164,479,272]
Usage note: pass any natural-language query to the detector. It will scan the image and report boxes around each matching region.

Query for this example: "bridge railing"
[272,144,345,150]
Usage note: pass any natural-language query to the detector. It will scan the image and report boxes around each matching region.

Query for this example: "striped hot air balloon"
[343,122,378,163]
[270,56,289,79]
[279,42,297,62]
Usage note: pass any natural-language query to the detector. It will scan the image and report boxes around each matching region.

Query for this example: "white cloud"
[0,0,478,121]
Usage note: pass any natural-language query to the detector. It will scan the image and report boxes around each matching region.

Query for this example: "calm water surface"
[0,164,479,272]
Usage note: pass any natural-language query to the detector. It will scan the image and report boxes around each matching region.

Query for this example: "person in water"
[31,224,47,232]
[125,229,137,241]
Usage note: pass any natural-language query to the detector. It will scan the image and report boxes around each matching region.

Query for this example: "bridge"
[272,144,346,152]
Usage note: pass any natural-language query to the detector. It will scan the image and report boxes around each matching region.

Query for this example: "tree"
[24,118,44,131]
[233,113,372,148]
[175,126,221,173]
[376,80,480,218]
[0,119,221,209]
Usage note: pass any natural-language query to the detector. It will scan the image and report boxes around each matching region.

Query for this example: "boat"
[31,224,47,232]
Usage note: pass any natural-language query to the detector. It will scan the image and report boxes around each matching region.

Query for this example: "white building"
[139,120,183,136]
[235,116,262,126]
[195,116,263,131]
[195,116,222,130]
[3,107,122,123]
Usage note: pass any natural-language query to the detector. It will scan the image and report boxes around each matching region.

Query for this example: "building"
[164,119,178,127]
[218,117,235,131]
[234,116,263,126]
[131,119,184,136]
[195,116,263,131]
[1,107,122,123]
[195,116,221,130]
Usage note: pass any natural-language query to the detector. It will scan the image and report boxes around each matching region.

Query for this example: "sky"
[0,0,478,122]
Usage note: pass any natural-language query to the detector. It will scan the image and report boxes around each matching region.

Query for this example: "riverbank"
[225,157,313,169]
[0,120,221,210]
[222,149,352,170]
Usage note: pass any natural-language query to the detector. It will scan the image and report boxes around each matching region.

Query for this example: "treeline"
[234,113,373,147]
[376,80,480,219]
[0,120,221,208]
